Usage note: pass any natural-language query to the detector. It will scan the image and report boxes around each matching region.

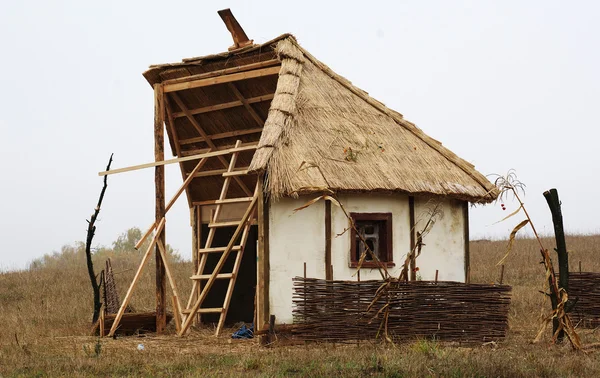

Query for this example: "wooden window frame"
[349,212,394,268]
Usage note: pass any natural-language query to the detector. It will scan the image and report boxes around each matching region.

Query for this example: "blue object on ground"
[232,323,254,339]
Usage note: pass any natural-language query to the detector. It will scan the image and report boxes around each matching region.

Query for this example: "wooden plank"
[209,220,242,228]
[108,219,165,337]
[179,190,259,335]
[154,84,167,334]
[169,93,253,196]
[172,295,181,334]
[182,308,223,315]
[190,273,234,280]
[227,82,264,126]
[218,8,252,49]
[325,200,332,280]
[162,59,279,88]
[189,167,250,178]
[164,66,281,93]
[463,201,470,284]
[199,246,242,253]
[98,145,257,176]
[157,240,183,323]
[180,142,256,157]
[222,170,249,177]
[134,157,209,250]
[190,205,199,326]
[409,196,416,281]
[173,95,273,119]
[192,197,253,206]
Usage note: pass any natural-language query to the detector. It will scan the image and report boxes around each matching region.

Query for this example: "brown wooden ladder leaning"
[180,140,258,336]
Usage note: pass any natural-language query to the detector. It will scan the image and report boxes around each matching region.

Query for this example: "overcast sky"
[1,1,598,270]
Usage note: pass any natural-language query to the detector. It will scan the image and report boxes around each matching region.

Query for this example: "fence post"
[499,264,505,285]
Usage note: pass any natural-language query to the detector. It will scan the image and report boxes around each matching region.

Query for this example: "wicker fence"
[569,272,600,328]
[292,277,512,343]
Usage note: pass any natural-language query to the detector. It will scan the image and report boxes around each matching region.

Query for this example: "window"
[349,213,394,268]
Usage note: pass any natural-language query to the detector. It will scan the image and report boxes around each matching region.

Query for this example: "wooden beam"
[180,141,256,157]
[192,197,253,206]
[108,219,165,337]
[179,127,263,145]
[164,66,280,93]
[157,240,183,324]
[134,157,208,251]
[463,201,470,284]
[154,83,167,334]
[98,144,257,176]
[169,92,253,196]
[227,83,264,126]
[164,95,192,207]
[257,174,270,337]
[325,200,332,281]
[172,95,274,119]
[218,8,253,49]
[161,60,279,88]
[189,166,249,178]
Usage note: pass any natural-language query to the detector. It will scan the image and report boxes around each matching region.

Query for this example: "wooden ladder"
[180,140,258,336]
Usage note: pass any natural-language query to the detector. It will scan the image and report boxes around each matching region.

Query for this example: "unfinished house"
[107,11,499,338]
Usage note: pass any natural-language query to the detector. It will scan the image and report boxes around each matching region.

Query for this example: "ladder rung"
[190,273,235,280]
[223,170,249,177]
[209,220,241,228]
[193,197,253,206]
[182,307,223,315]
[198,246,242,254]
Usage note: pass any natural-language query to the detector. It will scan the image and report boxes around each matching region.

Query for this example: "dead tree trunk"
[543,188,568,342]
[86,154,113,324]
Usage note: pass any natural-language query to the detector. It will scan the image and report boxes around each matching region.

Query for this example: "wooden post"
[408,196,416,281]
[154,83,167,334]
[257,174,270,344]
[499,264,505,284]
[463,201,470,284]
[268,314,276,345]
[543,188,569,342]
[579,261,582,273]
[99,305,105,337]
[434,270,438,283]
[325,200,332,280]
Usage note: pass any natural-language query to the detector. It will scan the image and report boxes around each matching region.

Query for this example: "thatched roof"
[144,34,498,205]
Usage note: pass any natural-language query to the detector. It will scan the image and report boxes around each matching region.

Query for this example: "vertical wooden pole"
[154,83,167,334]
[543,188,569,342]
[325,200,332,280]
[409,196,416,281]
[499,264,505,284]
[434,269,439,283]
[579,261,582,273]
[463,201,470,284]
[257,174,270,343]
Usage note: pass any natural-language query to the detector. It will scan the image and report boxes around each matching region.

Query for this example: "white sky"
[1,1,598,270]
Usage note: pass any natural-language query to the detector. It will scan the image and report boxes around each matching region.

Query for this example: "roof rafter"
[169,92,253,196]
[179,127,263,146]
[171,94,273,119]
[163,66,281,93]
[227,82,264,126]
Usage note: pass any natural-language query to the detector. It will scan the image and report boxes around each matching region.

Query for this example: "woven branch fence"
[292,277,512,343]
[569,272,600,328]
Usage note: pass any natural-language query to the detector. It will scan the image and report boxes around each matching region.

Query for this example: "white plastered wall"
[268,196,326,324]
[413,198,466,282]
[267,194,467,324]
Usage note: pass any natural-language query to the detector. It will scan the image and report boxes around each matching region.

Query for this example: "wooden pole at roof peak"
[154,83,167,334]
[218,9,254,51]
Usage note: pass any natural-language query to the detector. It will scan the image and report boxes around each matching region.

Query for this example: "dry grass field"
[1,234,600,377]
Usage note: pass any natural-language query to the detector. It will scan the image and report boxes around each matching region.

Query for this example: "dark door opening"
[199,224,257,325]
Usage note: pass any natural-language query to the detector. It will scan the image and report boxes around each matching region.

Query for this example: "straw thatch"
[249,37,498,203]
[143,34,498,204]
